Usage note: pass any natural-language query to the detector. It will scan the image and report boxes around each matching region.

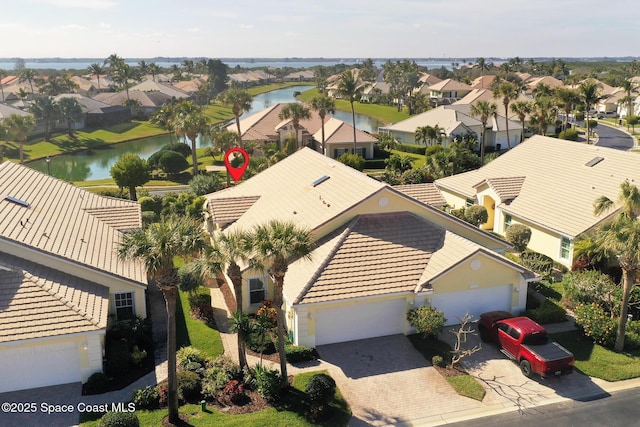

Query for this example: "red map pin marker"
[224,147,250,182]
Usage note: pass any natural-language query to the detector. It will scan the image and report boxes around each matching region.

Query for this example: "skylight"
[312,175,331,187]
[585,157,604,167]
[4,196,30,208]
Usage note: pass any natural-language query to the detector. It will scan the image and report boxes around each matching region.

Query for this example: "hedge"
[396,143,427,155]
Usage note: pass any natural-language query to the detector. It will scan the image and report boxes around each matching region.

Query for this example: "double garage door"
[431,285,512,326]
[0,340,81,393]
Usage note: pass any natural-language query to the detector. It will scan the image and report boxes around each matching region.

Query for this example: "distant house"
[361,81,392,103]
[129,80,192,101]
[470,75,496,90]
[94,90,173,118]
[70,76,99,97]
[54,94,130,129]
[425,79,473,105]
[0,162,147,393]
[282,70,315,82]
[228,70,275,86]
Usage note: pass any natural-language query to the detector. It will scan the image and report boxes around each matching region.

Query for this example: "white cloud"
[240,24,253,29]
[99,22,111,29]
[34,0,117,9]
[59,24,88,30]
[187,27,200,33]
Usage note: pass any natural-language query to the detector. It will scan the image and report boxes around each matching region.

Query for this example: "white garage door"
[315,298,406,345]
[431,285,512,326]
[0,340,81,393]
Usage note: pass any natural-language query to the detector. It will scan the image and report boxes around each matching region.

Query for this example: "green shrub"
[178,264,201,294]
[137,196,155,212]
[254,364,282,401]
[401,167,430,184]
[587,119,598,128]
[158,150,189,174]
[574,303,616,348]
[99,411,139,427]
[337,153,366,171]
[177,346,206,371]
[163,142,192,157]
[407,306,446,339]
[431,355,445,368]
[505,224,531,252]
[285,344,316,363]
[625,321,640,350]
[425,144,444,156]
[305,373,336,407]
[202,356,241,399]
[562,270,619,313]
[188,173,223,196]
[178,370,202,402]
[522,299,567,324]
[131,385,159,409]
[188,292,211,310]
[84,372,108,395]
[464,205,488,226]
[106,338,130,376]
[396,143,427,155]
[519,251,554,276]
[221,379,247,405]
[147,150,164,169]
[141,210,157,225]
[575,112,585,121]
[559,129,579,141]
[130,345,147,367]
[363,159,387,169]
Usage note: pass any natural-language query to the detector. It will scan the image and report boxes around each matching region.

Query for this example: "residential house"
[524,75,563,95]
[425,79,473,105]
[470,75,496,90]
[0,162,147,393]
[70,76,99,98]
[228,70,276,86]
[129,80,192,101]
[203,148,533,347]
[282,70,315,82]
[435,136,640,268]
[93,90,172,118]
[54,94,131,129]
[360,81,392,103]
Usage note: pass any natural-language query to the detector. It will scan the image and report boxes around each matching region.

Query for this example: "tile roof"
[474,177,526,202]
[208,195,261,225]
[428,78,473,92]
[94,90,172,108]
[0,252,109,342]
[380,105,481,135]
[393,183,447,207]
[130,80,191,98]
[312,118,378,144]
[0,162,146,284]
[436,136,640,237]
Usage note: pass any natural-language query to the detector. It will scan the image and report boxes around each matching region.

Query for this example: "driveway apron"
[317,334,482,426]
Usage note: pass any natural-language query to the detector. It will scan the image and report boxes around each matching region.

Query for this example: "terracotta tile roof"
[208,196,261,225]
[0,162,146,284]
[437,136,640,237]
[312,118,378,144]
[393,183,447,207]
[0,253,109,342]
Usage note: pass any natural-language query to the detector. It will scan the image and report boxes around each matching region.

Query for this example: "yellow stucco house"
[204,148,534,347]
[436,135,640,269]
[0,162,147,393]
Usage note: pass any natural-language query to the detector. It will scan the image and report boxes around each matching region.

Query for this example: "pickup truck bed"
[522,342,573,362]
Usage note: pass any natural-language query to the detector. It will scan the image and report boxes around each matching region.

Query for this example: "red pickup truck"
[478,311,574,378]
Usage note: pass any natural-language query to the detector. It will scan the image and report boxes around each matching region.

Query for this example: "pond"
[28,85,382,181]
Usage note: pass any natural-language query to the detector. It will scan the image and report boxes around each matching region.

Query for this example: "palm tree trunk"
[614,268,635,352]
[164,286,180,424]
[480,128,486,165]
[320,117,326,155]
[504,104,512,149]
[350,102,357,154]
[272,275,288,387]
[235,115,242,138]
[190,137,199,175]
[229,264,247,369]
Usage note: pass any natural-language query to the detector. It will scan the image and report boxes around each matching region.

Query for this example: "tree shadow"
[349,408,409,427]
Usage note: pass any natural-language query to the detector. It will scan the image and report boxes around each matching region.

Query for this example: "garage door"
[431,285,512,326]
[315,298,406,345]
[0,340,81,393]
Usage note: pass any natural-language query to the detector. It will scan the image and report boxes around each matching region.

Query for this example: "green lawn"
[246,81,314,96]
[446,375,486,401]
[176,287,224,358]
[552,331,640,381]
[390,149,426,168]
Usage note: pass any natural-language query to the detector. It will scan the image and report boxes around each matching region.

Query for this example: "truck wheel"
[520,359,532,377]
[479,325,489,342]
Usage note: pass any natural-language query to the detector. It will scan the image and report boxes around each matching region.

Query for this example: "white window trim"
[114,291,135,320]
[560,237,572,260]
[248,275,269,306]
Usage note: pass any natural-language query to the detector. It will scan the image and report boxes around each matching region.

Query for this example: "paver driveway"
[316,334,485,426]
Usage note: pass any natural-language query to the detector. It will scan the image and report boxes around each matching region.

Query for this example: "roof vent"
[4,196,30,208]
[585,157,604,167]
[312,175,330,187]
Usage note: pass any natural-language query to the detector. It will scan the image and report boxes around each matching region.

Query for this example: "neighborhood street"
[594,122,635,150]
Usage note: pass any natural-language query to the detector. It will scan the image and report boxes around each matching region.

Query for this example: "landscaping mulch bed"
[211,389,270,414]
[432,364,468,378]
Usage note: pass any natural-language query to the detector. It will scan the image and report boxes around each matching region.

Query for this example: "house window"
[465,198,475,208]
[355,148,366,158]
[114,292,135,320]
[504,214,512,231]
[334,148,349,158]
[249,276,268,305]
[560,237,571,259]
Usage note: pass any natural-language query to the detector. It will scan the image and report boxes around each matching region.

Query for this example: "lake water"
[28,85,381,181]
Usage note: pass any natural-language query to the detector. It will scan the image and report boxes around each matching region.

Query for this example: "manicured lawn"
[446,375,485,401]
[80,370,350,427]
[176,287,224,358]
[390,149,426,168]
[246,81,314,96]
[552,330,640,381]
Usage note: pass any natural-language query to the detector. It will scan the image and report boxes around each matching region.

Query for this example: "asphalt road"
[594,123,635,150]
[446,387,640,427]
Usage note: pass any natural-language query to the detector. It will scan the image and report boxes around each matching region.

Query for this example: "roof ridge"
[293,217,359,304]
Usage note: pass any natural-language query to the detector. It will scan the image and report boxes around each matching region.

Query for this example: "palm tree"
[415,125,431,146]
[620,78,638,119]
[111,63,135,104]
[150,104,177,148]
[249,220,314,387]
[594,180,640,352]
[530,96,557,136]
[510,100,532,142]
[336,70,362,153]
[309,95,336,155]
[4,114,36,163]
[173,101,209,176]
[579,79,603,144]
[19,69,37,94]
[228,311,253,369]
[88,63,105,91]
[218,88,253,138]
[117,217,205,425]
[148,63,160,82]
[493,81,519,149]
[470,100,497,164]
[554,87,581,133]
[29,96,59,141]
[57,97,83,137]
[532,82,552,100]
[278,103,311,149]
[0,68,6,102]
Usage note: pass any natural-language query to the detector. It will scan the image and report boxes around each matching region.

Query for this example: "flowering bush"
[222,379,247,405]
[407,306,446,339]
[574,303,616,348]
[257,300,278,327]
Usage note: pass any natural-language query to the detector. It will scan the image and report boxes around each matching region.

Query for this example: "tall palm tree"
[278,103,311,148]
[57,97,83,137]
[218,88,253,138]
[470,100,497,165]
[150,104,177,148]
[148,63,160,82]
[4,114,36,163]
[620,78,638,119]
[19,68,37,94]
[554,87,581,133]
[415,125,431,146]
[532,82,552,100]
[530,96,557,136]
[510,100,532,142]
[173,101,209,175]
[88,63,105,91]
[594,180,640,352]
[492,81,519,149]
[336,70,362,153]
[111,63,135,104]
[29,96,59,141]
[309,95,335,155]
[228,311,253,370]
[117,217,205,425]
[250,220,314,387]
[579,79,603,144]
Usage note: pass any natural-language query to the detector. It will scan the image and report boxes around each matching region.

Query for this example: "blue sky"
[1,0,637,59]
